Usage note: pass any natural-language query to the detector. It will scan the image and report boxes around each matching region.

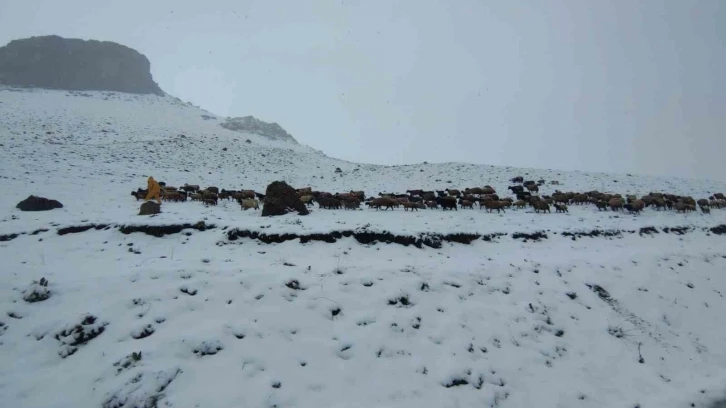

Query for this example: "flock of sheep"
[131,177,726,216]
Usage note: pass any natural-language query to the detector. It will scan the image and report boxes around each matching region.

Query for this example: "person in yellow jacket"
[145,176,162,204]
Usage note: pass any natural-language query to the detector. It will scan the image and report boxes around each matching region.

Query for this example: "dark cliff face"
[0,35,164,95]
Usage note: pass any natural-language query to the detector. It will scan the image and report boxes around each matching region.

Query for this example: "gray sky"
[2,0,725,180]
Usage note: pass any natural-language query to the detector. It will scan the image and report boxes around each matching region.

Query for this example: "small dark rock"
[16,195,63,211]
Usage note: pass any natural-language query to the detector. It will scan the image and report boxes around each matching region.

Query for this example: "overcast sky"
[1,0,724,180]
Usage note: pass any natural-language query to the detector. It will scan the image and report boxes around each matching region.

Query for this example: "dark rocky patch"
[562,229,622,239]
[639,227,659,236]
[0,233,19,242]
[55,314,107,358]
[443,378,469,388]
[119,222,212,237]
[57,224,109,235]
[131,324,155,339]
[512,231,548,241]
[16,195,63,211]
[709,225,726,235]
[663,226,691,235]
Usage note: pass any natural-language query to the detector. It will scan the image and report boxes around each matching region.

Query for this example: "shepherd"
[145,176,162,204]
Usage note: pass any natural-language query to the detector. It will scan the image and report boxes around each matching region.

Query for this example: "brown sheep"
[701,205,711,214]
[609,198,624,211]
[714,193,725,200]
[526,184,539,193]
[464,187,484,195]
[697,199,709,207]
[459,200,474,209]
[240,199,260,210]
[163,191,187,202]
[367,197,396,210]
[426,200,439,209]
[445,189,461,197]
[182,184,200,192]
[402,202,422,211]
[514,200,527,209]
[190,193,203,201]
[296,187,312,195]
[203,198,218,206]
[349,190,365,200]
[482,200,506,213]
[553,203,568,213]
[344,198,361,210]
[533,201,550,213]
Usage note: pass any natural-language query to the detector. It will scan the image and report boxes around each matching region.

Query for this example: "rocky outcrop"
[261,181,309,217]
[221,116,297,143]
[16,195,63,211]
[0,35,164,95]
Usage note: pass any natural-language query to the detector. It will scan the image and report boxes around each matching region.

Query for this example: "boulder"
[139,201,161,216]
[16,195,63,211]
[261,181,309,217]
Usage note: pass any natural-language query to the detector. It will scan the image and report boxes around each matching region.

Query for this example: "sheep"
[296,187,312,195]
[508,185,524,194]
[426,201,439,209]
[203,198,218,206]
[526,184,539,193]
[131,189,148,201]
[190,193,203,202]
[182,184,200,193]
[533,201,550,213]
[436,196,458,211]
[349,190,365,200]
[624,200,644,214]
[344,198,361,210]
[367,197,397,210]
[697,199,709,208]
[701,205,711,214]
[163,191,187,202]
[206,187,219,194]
[514,200,527,209]
[458,199,474,209]
[595,201,608,211]
[422,192,436,201]
[482,200,506,213]
[403,202,423,211]
[714,193,725,200]
[445,189,461,197]
[239,199,260,210]
[609,198,624,211]
[406,189,424,196]
[511,176,524,183]
[553,203,568,213]
[319,197,343,210]
[300,195,315,206]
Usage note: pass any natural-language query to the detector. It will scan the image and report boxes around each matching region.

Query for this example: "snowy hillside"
[1,87,726,408]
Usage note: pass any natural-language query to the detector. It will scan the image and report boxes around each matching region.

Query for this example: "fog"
[1,0,724,180]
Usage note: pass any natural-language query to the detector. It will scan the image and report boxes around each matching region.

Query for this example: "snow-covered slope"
[1,87,726,408]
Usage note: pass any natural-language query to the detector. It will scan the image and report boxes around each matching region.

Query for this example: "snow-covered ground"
[1,87,726,407]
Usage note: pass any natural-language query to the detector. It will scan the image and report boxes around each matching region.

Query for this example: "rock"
[0,35,164,95]
[261,181,309,217]
[138,201,161,216]
[16,195,63,211]
[221,116,297,144]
